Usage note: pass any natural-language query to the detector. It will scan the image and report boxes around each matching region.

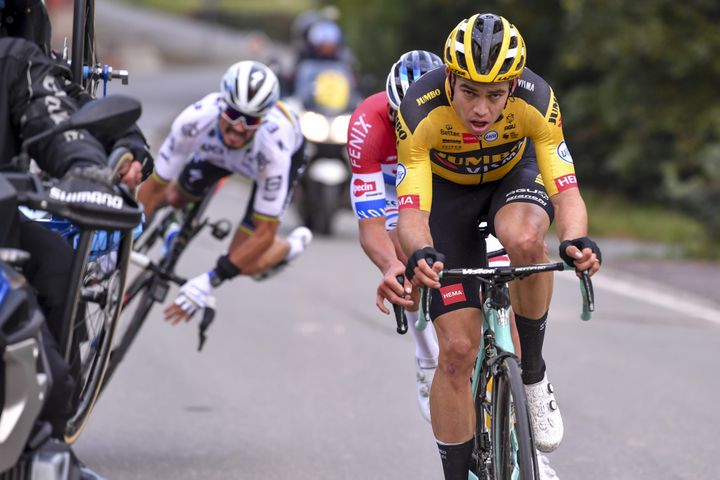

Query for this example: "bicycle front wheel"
[64,229,132,443]
[101,270,157,391]
[491,357,538,480]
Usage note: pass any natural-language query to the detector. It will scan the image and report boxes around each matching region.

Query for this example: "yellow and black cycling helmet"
[444,13,526,83]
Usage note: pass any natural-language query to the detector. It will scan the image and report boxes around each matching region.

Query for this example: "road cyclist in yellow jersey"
[348,50,535,435]
[395,13,601,479]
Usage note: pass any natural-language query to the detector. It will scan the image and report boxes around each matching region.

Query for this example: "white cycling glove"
[174,272,214,317]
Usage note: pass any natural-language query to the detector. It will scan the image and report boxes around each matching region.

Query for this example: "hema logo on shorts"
[49,187,124,209]
[440,283,466,306]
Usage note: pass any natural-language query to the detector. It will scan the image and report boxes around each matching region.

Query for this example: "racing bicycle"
[394,225,594,480]
[101,181,232,388]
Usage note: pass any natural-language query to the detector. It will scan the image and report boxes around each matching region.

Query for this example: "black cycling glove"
[112,133,154,181]
[405,246,445,281]
[559,237,602,266]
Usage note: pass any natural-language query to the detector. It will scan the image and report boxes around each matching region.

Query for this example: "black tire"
[100,270,156,391]
[102,195,212,389]
[491,357,539,480]
[63,229,132,443]
[71,0,98,94]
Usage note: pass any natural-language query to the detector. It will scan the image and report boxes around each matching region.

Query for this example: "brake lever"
[393,274,407,335]
[197,296,216,351]
[579,270,595,320]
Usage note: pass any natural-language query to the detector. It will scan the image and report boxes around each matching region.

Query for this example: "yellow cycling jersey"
[395,67,577,212]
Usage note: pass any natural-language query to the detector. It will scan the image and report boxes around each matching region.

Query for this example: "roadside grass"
[582,189,716,259]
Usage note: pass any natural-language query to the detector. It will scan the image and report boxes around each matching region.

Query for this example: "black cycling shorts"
[427,145,554,320]
[177,140,307,231]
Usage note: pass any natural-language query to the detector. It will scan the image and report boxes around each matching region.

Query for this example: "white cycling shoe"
[252,226,313,281]
[415,359,436,423]
[524,374,564,453]
[536,450,560,480]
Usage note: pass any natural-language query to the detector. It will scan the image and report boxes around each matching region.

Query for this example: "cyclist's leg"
[173,157,233,214]
[428,178,489,479]
[234,211,311,276]
[489,148,563,452]
[489,148,554,380]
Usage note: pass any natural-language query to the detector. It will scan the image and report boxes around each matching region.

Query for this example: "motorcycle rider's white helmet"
[220,60,280,118]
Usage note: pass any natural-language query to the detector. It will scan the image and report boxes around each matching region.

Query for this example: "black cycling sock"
[515,311,548,384]
[437,438,474,480]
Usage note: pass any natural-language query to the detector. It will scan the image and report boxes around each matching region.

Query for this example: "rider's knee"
[165,187,190,209]
[440,336,477,375]
[503,231,545,261]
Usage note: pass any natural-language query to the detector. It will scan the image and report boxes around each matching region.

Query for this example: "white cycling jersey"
[154,93,304,219]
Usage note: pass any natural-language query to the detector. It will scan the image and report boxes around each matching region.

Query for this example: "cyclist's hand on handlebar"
[376,263,414,314]
[112,134,154,181]
[406,246,445,289]
[559,237,602,276]
[116,160,142,189]
[164,272,213,324]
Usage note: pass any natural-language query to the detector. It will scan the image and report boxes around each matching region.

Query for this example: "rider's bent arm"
[550,188,588,242]
[359,217,402,273]
[395,107,435,258]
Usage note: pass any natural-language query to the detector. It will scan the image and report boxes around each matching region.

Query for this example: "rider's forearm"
[359,218,402,273]
[550,188,589,241]
[397,208,433,257]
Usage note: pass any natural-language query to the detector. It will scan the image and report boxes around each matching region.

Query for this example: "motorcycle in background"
[285,59,360,235]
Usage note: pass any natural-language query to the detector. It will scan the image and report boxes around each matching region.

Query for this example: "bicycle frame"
[414,283,514,397]
[410,259,593,480]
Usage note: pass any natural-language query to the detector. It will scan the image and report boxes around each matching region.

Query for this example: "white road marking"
[557,268,720,324]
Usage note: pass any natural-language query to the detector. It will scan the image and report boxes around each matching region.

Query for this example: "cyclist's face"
[219,116,258,149]
[451,76,511,135]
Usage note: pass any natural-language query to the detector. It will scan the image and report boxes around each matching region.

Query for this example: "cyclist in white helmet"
[136,60,312,323]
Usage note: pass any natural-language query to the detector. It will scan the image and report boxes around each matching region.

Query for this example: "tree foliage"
[330,0,720,239]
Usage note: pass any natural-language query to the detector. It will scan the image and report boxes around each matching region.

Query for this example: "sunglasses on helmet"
[221,105,264,129]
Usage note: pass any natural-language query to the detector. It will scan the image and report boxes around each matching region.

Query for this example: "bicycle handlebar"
[130,251,217,351]
[392,275,407,334]
[392,261,595,334]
